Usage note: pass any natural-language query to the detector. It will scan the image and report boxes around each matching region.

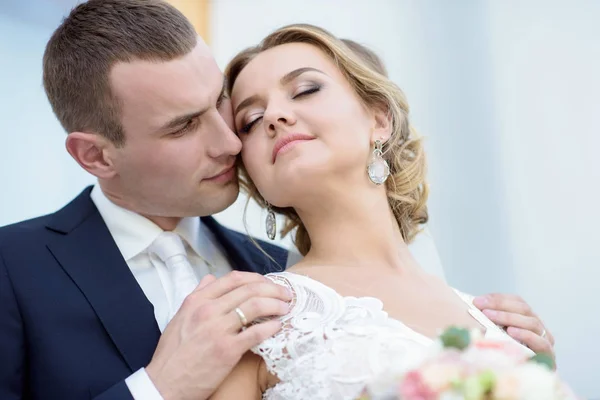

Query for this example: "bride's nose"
[264,103,296,137]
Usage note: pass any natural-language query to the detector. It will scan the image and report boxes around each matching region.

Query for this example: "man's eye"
[171,119,197,137]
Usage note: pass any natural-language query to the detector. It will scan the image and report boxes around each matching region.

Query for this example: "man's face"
[105,39,242,218]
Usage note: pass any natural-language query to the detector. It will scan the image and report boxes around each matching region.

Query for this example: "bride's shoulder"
[257,271,343,327]
[264,271,339,298]
[451,288,477,305]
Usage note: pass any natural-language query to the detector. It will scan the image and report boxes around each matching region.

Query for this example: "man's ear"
[370,104,393,144]
[65,132,118,179]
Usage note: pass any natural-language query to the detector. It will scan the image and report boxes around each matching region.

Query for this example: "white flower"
[494,363,561,399]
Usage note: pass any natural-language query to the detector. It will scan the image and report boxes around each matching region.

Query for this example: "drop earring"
[265,203,276,240]
[367,139,390,185]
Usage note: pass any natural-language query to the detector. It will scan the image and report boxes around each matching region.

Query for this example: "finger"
[197,274,217,290]
[476,293,523,304]
[473,294,533,316]
[194,271,270,298]
[217,281,293,314]
[506,327,554,358]
[481,310,544,334]
[224,298,289,333]
[235,319,283,352]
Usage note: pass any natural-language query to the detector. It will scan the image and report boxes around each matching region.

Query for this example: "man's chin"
[198,182,240,216]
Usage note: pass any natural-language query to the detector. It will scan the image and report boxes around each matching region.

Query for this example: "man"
[0,1,554,399]
[0,1,290,399]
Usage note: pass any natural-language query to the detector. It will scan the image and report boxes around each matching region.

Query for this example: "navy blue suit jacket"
[0,187,287,399]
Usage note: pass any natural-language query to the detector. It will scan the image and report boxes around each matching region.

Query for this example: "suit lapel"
[201,216,287,274]
[46,188,160,372]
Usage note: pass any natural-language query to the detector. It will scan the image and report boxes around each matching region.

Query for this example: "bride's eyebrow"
[234,67,328,117]
[279,67,328,85]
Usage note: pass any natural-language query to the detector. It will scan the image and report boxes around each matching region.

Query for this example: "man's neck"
[140,214,182,232]
[97,182,183,231]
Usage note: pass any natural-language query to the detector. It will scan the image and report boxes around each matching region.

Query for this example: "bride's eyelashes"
[292,84,321,99]
[239,117,262,134]
[238,85,322,135]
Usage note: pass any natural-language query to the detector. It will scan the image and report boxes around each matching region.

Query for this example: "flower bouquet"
[358,327,578,400]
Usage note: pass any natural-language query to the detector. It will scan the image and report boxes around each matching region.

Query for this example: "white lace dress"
[251,272,533,400]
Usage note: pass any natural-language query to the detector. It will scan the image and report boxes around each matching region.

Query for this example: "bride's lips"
[205,165,236,183]
[272,133,316,163]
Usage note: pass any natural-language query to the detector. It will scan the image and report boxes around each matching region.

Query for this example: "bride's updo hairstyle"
[226,24,428,255]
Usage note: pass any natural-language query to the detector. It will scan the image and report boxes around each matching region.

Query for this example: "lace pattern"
[251,272,529,400]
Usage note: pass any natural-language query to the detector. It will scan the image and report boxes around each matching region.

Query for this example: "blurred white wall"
[486,0,600,394]
[0,0,598,396]
[0,12,95,224]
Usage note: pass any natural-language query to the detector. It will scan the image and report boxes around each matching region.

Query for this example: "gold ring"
[235,307,248,327]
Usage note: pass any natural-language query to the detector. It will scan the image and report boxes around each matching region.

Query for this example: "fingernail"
[482,309,497,317]
[506,327,520,337]
[473,296,488,308]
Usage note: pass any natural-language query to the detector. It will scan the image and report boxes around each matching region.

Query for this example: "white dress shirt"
[90,184,232,399]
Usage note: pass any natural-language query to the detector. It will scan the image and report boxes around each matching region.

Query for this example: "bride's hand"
[473,293,555,363]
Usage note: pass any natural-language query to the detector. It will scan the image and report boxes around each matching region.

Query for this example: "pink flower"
[472,339,529,362]
[398,371,438,400]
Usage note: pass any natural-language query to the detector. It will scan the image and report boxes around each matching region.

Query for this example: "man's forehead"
[109,46,224,130]
[110,43,219,88]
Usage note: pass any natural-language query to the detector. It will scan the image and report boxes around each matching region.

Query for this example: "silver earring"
[367,139,390,185]
[265,203,276,240]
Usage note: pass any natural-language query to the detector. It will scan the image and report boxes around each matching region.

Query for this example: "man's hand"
[145,271,292,400]
[473,293,555,362]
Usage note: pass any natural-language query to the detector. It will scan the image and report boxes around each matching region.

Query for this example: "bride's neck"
[295,187,417,272]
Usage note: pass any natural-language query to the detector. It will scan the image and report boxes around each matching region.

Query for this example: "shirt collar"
[90,184,207,262]
[175,216,217,266]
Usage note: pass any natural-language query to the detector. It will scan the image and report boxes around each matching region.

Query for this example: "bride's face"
[230,43,382,207]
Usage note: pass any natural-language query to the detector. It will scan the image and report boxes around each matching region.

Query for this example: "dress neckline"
[275,271,507,346]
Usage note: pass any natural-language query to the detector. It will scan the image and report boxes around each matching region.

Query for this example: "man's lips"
[205,165,236,181]
[272,133,315,163]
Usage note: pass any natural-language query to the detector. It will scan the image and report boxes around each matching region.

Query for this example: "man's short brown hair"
[43,0,198,145]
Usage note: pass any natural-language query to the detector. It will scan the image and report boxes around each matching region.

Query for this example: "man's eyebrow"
[161,110,205,131]
[161,78,227,131]
[234,67,327,116]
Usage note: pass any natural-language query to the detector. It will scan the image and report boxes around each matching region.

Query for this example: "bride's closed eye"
[292,84,321,99]
[238,85,322,135]
[239,115,263,134]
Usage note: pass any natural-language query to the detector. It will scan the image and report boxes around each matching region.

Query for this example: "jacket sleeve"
[0,251,26,399]
[92,380,135,400]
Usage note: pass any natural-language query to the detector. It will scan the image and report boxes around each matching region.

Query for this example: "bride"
[211,24,535,399]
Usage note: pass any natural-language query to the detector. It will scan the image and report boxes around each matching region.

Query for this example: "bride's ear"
[370,104,393,143]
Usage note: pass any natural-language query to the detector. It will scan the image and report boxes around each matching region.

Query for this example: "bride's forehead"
[244,44,336,79]
[232,44,340,97]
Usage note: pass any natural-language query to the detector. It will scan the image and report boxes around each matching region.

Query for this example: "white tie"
[148,232,199,319]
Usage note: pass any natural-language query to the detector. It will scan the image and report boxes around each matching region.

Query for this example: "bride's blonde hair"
[226,24,428,255]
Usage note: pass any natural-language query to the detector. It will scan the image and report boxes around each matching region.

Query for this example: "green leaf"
[462,371,496,400]
[529,353,556,370]
[478,370,496,393]
[440,326,471,350]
